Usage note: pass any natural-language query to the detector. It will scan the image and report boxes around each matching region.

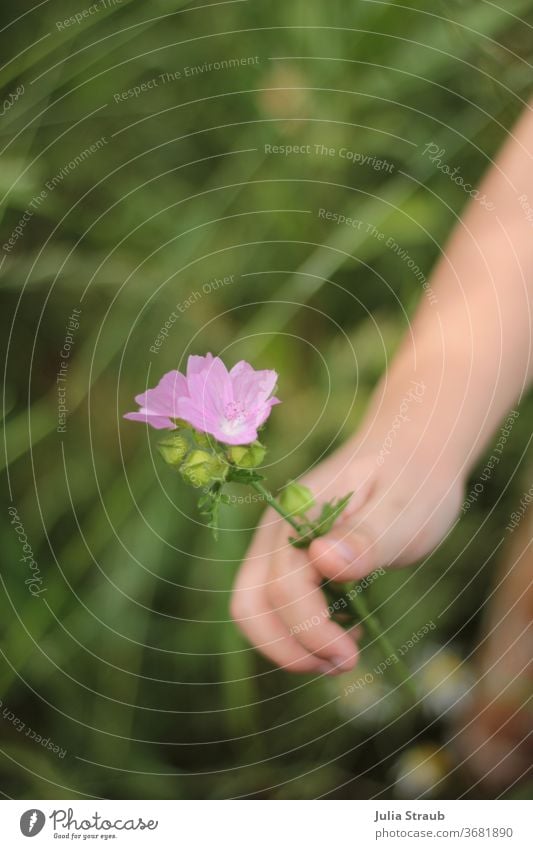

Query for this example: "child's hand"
[231,436,464,675]
[232,101,533,675]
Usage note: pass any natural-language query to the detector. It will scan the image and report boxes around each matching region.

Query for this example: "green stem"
[252,481,418,706]
[346,588,418,704]
[251,480,304,535]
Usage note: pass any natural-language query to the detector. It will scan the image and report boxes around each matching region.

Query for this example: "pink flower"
[178,355,279,444]
[124,353,280,444]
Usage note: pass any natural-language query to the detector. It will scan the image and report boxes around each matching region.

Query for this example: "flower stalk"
[250,480,304,535]
[346,586,418,704]
[125,353,418,705]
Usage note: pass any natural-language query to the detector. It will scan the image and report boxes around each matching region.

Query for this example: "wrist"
[352,358,470,485]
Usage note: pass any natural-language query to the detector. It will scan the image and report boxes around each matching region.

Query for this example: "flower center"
[224,401,245,422]
[220,400,247,436]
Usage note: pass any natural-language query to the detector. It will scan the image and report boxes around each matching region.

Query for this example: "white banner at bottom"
[0,799,530,848]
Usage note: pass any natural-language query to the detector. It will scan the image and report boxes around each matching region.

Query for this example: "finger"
[309,492,408,582]
[232,524,334,674]
[232,591,334,674]
[267,545,359,672]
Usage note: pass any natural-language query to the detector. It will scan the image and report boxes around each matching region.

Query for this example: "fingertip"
[309,536,350,577]
[329,645,359,674]
[322,628,360,673]
[281,652,339,675]
[314,647,359,676]
[310,534,371,580]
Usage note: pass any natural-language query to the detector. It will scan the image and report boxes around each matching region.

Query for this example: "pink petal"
[186,353,214,378]
[176,396,222,434]
[230,363,278,408]
[253,397,281,429]
[134,370,187,417]
[229,360,252,379]
[123,411,176,430]
[186,357,233,419]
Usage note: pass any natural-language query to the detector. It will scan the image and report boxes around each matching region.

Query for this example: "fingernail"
[332,654,353,670]
[318,663,345,677]
[327,537,356,564]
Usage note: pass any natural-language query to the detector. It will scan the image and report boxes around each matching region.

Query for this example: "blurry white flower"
[416,644,474,718]
[329,667,398,725]
[393,743,451,798]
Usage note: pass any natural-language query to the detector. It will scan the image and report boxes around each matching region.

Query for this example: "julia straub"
[374,810,445,822]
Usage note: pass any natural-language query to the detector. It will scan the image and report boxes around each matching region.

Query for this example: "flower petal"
[134,370,187,417]
[230,363,279,407]
[186,352,214,378]
[186,357,233,419]
[176,397,222,435]
[123,411,176,430]
[252,397,280,429]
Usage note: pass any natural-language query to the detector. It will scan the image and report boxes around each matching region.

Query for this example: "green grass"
[1,0,532,799]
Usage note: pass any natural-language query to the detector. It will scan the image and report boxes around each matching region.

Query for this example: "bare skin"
[231,104,533,675]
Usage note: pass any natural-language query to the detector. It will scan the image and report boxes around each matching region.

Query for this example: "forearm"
[360,104,533,478]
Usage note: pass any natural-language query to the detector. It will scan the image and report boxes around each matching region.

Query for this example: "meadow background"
[1,0,532,799]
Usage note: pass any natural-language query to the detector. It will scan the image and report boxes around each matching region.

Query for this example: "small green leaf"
[226,467,265,485]
[286,492,353,548]
[314,492,353,536]
[197,484,226,539]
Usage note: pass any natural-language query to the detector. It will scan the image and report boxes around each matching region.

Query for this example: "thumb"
[309,495,405,582]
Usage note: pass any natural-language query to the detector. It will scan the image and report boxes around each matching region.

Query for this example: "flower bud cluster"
[157,430,266,489]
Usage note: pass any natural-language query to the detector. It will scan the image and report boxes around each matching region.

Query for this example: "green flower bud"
[157,434,189,467]
[228,441,266,468]
[279,482,315,517]
[180,450,228,488]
